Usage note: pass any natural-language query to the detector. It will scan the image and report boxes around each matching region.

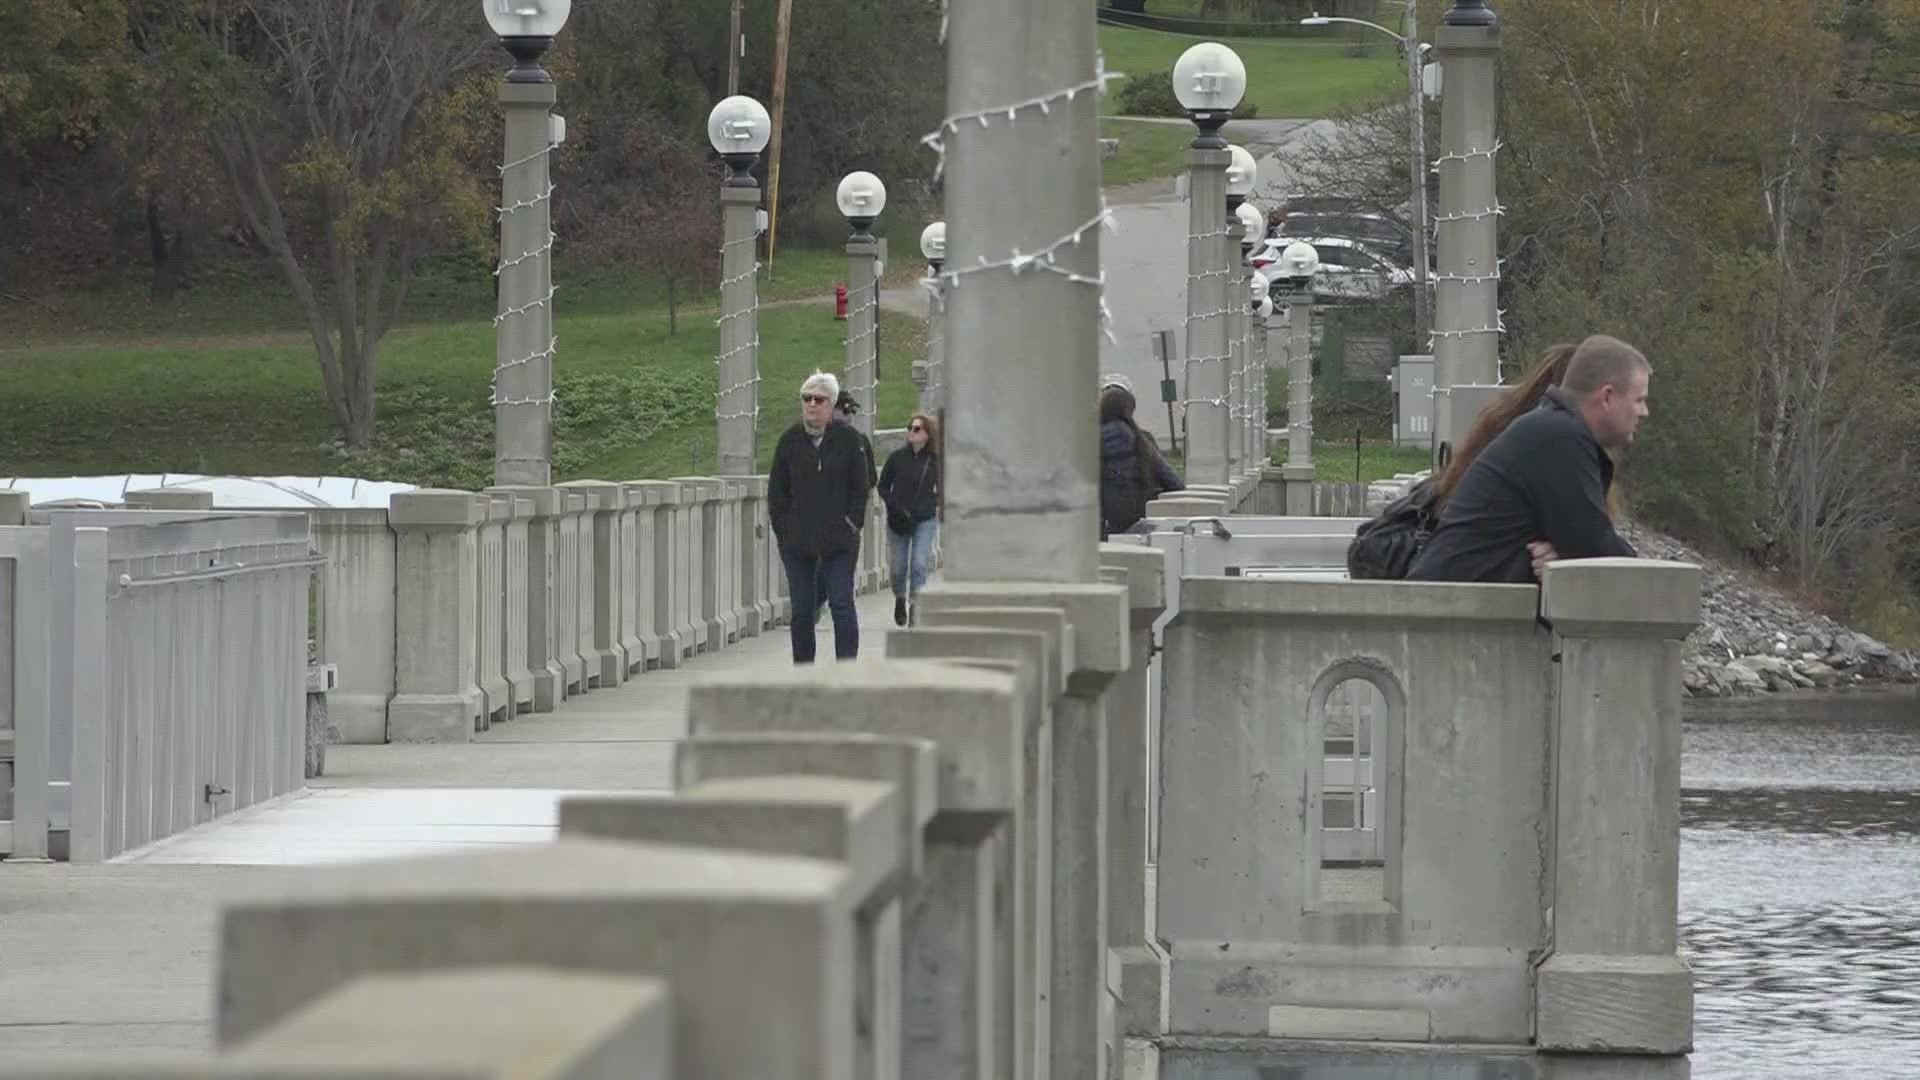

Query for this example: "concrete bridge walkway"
[0,590,898,1065]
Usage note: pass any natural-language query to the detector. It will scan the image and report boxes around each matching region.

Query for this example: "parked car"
[1252,236,1417,303]
[1276,211,1416,267]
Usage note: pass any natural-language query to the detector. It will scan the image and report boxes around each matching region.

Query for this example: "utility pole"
[765,0,796,275]
[726,0,743,95]
[1406,0,1432,344]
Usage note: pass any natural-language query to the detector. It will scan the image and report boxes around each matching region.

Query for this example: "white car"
[1252,235,1417,303]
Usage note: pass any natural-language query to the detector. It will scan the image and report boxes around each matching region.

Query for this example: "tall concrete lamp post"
[1174,42,1246,486]
[837,170,886,436]
[1277,239,1320,515]
[1223,144,1257,480]
[707,94,771,476]
[1234,197,1264,474]
[487,0,572,487]
[917,220,947,413]
[1431,0,1503,466]
[1247,266,1272,466]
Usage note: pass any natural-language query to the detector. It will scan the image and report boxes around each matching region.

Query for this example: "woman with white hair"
[767,370,871,662]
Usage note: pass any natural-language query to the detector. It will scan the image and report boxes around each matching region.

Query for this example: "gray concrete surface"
[0,590,899,1064]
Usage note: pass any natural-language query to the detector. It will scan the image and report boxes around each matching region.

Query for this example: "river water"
[1682,688,1920,1078]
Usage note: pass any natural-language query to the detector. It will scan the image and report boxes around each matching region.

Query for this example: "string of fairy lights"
[492,135,560,413]
[714,229,762,425]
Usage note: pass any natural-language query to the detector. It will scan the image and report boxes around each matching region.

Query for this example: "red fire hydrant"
[834,283,849,320]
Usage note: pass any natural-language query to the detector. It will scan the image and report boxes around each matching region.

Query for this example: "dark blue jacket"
[1100,418,1183,534]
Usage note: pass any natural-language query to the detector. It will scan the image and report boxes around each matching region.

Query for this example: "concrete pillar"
[686,661,1026,1080]
[558,480,628,687]
[920,264,946,413]
[475,495,512,728]
[942,0,1102,582]
[1252,314,1270,465]
[718,185,762,477]
[0,489,28,524]
[485,485,563,711]
[669,477,729,649]
[615,486,649,673]
[494,80,557,487]
[1281,289,1315,515]
[1538,558,1700,1067]
[845,234,880,437]
[915,584,1131,1080]
[497,496,536,713]
[1097,544,1169,1043]
[1225,204,1248,480]
[550,491,591,693]
[217,840,858,1077]
[307,510,399,742]
[1182,145,1231,487]
[386,490,486,742]
[1433,2,1503,390]
[122,487,212,510]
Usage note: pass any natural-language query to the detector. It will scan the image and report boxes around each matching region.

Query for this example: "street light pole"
[707,95,771,477]
[1174,43,1248,488]
[837,171,886,438]
[917,221,947,414]
[1277,240,1320,514]
[485,0,572,488]
[1236,200,1265,470]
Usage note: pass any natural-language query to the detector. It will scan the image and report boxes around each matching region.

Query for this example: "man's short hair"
[801,371,840,401]
[1560,335,1650,397]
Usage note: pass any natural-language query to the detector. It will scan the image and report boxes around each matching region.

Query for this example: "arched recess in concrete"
[1304,656,1405,914]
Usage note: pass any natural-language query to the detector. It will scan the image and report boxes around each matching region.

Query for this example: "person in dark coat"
[1408,334,1648,584]
[813,389,878,622]
[768,371,870,662]
[1099,385,1184,539]
[877,413,941,626]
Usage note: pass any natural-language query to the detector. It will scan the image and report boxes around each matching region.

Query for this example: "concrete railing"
[6,545,1156,1080]
[1148,558,1700,1071]
[2,500,314,863]
[281,477,889,744]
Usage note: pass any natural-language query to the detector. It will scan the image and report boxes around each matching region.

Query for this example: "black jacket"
[768,422,872,558]
[878,445,940,532]
[837,417,877,491]
[1407,388,1636,583]
[1100,418,1184,535]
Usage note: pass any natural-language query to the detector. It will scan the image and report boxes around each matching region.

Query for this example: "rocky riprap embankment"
[1620,525,1919,698]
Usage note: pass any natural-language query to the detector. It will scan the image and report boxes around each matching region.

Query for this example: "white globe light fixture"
[1249,271,1271,306]
[707,95,771,186]
[836,171,887,238]
[1172,42,1248,148]
[919,221,947,269]
[1257,295,1275,320]
[1235,200,1264,247]
[1280,240,1321,292]
[484,0,573,83]
[1225,145,1258,198]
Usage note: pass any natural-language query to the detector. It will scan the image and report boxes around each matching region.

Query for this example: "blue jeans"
[889,518,938,598]
[784,548,858,663]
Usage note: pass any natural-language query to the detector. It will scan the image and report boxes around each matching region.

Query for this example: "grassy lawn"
[0,256,923,490]
[1271,439,1430,484]
[1098,25,1401,117]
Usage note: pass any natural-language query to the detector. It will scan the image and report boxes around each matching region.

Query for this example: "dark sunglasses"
[801,393,830,404]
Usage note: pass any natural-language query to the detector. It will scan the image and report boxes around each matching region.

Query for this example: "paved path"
[0,590,900,1064]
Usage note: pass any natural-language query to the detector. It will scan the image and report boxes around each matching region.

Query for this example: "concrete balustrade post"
[669,477,725,650]
[628,480,692,666]
[889,618,1065,1080]
[686,660,1026,1080]
[1282,289,1315,515]
[718,184,762,478]
[218,840,860,1077]
[1537,558,1700,1075]
[621,481,671,668]
[844,235,881,437]
[915,582,1130,1080]
[1096,544,1169,1049]
[725,475,771,637]
[386,490,487,743]
[0,489,28,524]
[560,774,915,1080]
[494,496,534,715]
[1252,314,1270,465]
[475,495,513,729]
[485,484,563,710]
[307,509,398,743]
[615,484,649,674]
[717,478,745,643]
[557,480,628,687]
[548,492,587,695]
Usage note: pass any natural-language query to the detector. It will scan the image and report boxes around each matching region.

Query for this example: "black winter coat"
[768,422,872,558]
[878,445,940,534]
[1100,418,1184,535]
[1407,389,1636,583]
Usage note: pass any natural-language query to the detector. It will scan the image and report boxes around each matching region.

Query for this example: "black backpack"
[1346,478,1440,580]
